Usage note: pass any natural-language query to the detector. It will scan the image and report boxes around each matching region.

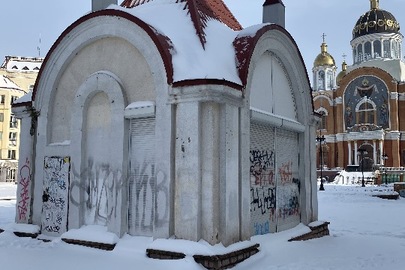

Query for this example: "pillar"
[380,140,384,165]
[390,92,399,130]
[373,140,377,164]
[392,134,401,167]
[337,141,344,168]
[174,102,202,241]
[13,106,35,224]
[219,104,240,246]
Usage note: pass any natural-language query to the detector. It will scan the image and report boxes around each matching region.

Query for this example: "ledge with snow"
[1,222,331,269]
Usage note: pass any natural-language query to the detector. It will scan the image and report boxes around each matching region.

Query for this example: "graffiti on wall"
[277,185,300,219]
[41,157,70,235]
[279,161,293,184]
[68,158,169,236]
[250,186,276,216]
[250,150,275,186]
[129,161,154,233]
[251,185,276,235]
[250,149,277,235]
[17,157,31,222]
[129,160,169,235]
[70,158,124,226]
[250,148,300,235]
[253,220,270,235]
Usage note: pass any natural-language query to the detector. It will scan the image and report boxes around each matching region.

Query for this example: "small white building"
[12,0,318,247]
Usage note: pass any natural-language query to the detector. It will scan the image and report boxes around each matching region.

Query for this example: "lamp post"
[316,135,325,191]
[382,154,388,185]
[358,148,367,187]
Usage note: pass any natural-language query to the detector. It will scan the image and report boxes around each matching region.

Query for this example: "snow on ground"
[0,182,17,200]
[1,182,404,270]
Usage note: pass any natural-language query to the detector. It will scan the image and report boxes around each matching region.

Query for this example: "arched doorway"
[359,144,374,171]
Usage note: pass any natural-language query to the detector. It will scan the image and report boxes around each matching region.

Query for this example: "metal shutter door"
[275,128,300,231]
[250,121,277,235]
[128,117,156,236]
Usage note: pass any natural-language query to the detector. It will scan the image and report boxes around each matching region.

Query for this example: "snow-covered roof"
[0,75,22,91]
[1,56,43,73]
[109,0,243,84]
[26,0,306,104]
[14,90,32,105]
[121,0,242,34]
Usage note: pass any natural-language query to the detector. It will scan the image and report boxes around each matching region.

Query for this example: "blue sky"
[1,0,403,85]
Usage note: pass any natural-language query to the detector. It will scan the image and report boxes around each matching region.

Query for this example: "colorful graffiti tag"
[41,157,70,235]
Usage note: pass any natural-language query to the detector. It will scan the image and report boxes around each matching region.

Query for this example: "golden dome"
[314,43,336,67]
[336,61,348,86]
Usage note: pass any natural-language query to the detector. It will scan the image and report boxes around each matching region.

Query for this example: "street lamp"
[316,135,326,191]
[358,148,367,187]
[382,154,388,185]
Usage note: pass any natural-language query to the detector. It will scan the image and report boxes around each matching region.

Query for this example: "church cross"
[322,33,327,43]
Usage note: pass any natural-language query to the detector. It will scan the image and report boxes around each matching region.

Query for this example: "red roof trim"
[173,78,243,90]
[32,9,174,102]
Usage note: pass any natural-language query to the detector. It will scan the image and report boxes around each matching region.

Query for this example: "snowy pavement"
[0,182,16,200]
[1,183,404,270]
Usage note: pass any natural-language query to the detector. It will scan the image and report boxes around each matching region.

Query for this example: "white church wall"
[250,51,297,122]
[244,28,318,233]
[200,102,221,244]
[218,103,241,245]
[83,92,113,226]
[13,9,317,247]
[174,101,202,241]
[250,52,273,113]
[69,71,127,236]
[30,15,172,237]
[49,37,155,144]
[13,106,34,225]
[170,84,244,246]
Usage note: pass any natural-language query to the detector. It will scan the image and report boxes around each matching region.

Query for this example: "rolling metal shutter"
[250,120,300,235]
[250,121,277,235]
[274,128,300,232]
[128,117,156,236]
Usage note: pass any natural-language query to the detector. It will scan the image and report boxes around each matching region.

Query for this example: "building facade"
[312,0,405,182]
[12,0,318,247]
[0,56,42,182]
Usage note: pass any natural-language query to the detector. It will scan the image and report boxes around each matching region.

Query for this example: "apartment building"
[0,56,42,181]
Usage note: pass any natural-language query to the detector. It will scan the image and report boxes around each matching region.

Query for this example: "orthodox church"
[312,0,405,180]
[11,0,318,252]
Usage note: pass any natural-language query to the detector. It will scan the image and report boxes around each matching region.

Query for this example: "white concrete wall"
[250,51,297,120]
[49,37,155,144]
[200,102,220,243]
[12,106,34,224]
[70,71,127,236]
[245,28,318,229]
[170,84,244,246]
[219,103,241,245]
[19,12,316,247]
[174,101,202,241]
[31,15,171,237]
